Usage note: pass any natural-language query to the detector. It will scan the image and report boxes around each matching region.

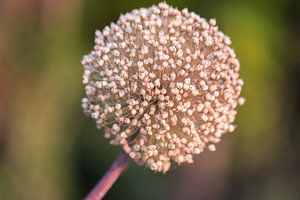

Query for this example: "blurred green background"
[0,0,300,199]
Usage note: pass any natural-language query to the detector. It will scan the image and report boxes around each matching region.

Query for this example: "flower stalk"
[84,151,129,200]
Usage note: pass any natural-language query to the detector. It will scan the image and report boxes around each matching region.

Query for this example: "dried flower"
[82,2,245,173]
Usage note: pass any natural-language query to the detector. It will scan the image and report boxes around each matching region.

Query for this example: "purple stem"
[84,151,129,200]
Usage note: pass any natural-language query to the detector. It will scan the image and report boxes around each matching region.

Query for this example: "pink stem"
[84,151,129,200]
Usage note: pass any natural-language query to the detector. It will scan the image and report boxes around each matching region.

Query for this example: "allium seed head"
[82,2,245,173]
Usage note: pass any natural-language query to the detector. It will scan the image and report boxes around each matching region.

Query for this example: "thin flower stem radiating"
[85,151,129,200]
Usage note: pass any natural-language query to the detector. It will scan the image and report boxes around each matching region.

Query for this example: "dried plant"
[82,2,244,199]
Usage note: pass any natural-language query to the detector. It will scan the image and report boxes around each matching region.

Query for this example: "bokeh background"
[1,0,300,199]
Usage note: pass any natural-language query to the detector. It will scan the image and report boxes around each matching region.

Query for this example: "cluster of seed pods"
[82,2,244,173]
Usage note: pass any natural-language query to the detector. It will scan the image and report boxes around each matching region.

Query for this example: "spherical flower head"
[81,2,245,173]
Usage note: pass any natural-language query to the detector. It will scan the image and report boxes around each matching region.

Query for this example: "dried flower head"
[82,2,245,173]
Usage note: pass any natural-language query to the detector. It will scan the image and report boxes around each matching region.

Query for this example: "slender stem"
[84,151,129,200]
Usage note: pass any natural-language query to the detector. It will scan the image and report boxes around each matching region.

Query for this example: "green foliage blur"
[0,0,300,199]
